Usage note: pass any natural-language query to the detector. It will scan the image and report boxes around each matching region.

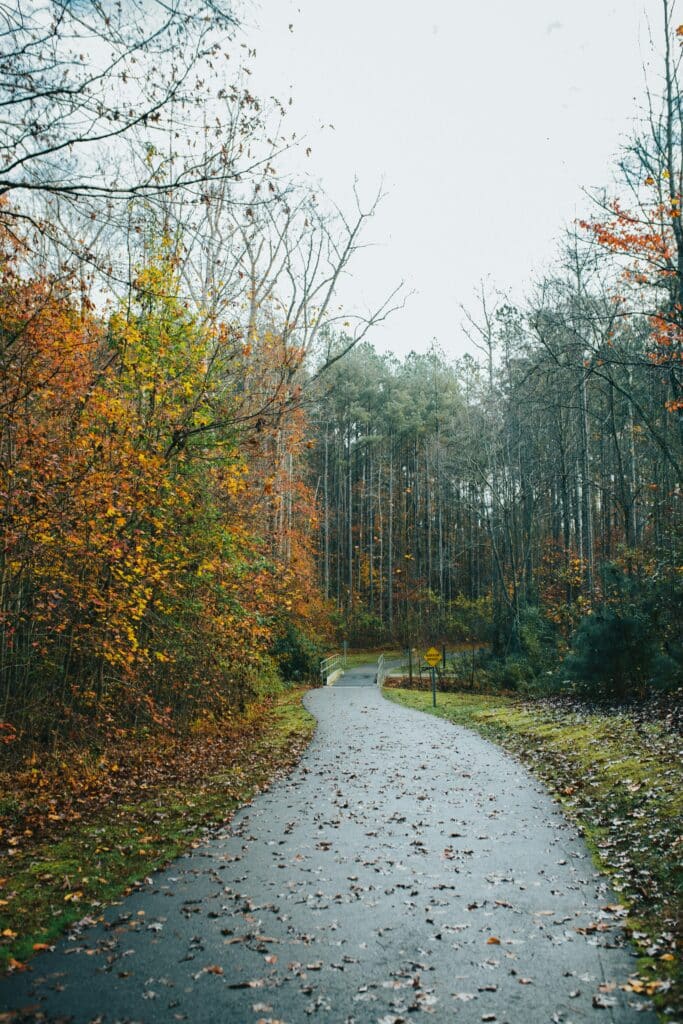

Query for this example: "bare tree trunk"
[388,454,394,633]
[580,368,595,598]
[323,430,330,598]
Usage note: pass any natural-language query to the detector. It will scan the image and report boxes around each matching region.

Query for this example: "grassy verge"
[0,688,315,973]
[383,687,682,1018]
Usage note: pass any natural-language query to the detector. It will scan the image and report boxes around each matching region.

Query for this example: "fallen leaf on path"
[592,994,617,1008]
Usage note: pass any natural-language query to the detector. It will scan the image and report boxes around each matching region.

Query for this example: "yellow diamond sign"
[424,646,441,667]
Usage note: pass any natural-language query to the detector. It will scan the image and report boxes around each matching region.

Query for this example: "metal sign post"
[424,646,440,707]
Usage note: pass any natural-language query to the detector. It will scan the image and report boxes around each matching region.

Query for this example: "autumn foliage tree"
[0,0,406,757]
[0,228,333,748]
[580,0,683,432]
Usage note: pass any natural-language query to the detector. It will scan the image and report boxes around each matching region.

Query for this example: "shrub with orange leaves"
[0,233,331,752]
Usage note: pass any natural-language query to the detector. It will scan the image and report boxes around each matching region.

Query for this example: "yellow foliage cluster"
[0,242,327,743]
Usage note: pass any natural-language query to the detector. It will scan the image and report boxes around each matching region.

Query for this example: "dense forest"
[0,0,397,750]
[0,0,681,762]
[308,268,681,693]
[305,47,682,698]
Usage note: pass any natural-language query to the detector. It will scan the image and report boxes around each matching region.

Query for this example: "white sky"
[245,0,665,359]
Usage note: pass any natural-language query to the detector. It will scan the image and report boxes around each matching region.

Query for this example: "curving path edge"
[0,665,655,1023]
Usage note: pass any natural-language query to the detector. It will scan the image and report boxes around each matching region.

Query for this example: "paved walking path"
[1,666,654,1022]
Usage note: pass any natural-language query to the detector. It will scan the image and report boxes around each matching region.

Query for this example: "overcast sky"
[245,0,665,359]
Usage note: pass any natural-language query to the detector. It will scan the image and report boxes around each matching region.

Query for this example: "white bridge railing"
[320,653,344,686]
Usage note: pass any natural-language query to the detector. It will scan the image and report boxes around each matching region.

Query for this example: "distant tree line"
[307,0,682,696]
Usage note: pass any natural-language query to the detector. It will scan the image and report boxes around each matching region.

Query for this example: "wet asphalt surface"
[0,665,655,1023]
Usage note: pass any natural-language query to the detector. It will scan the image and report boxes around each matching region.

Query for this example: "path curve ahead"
[1,666,654,1023]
